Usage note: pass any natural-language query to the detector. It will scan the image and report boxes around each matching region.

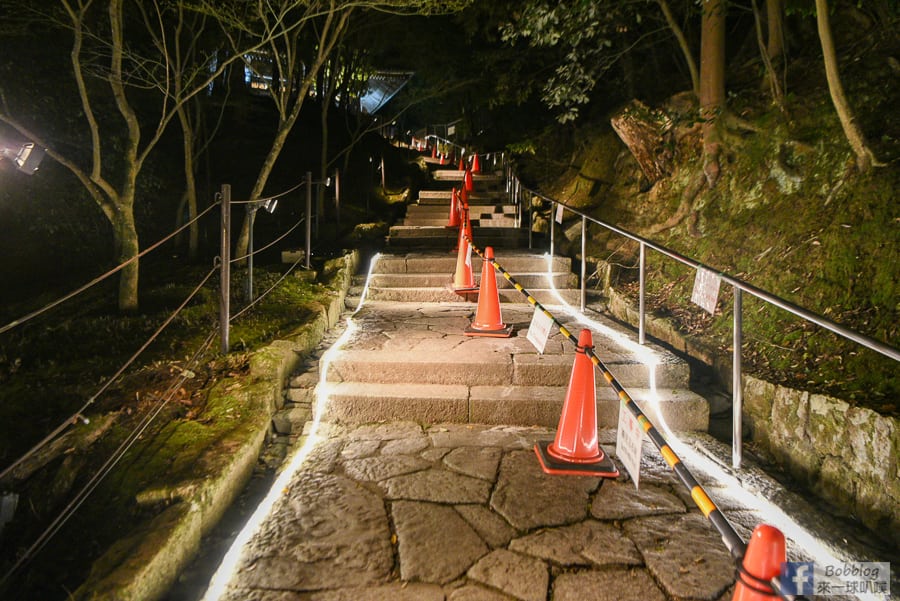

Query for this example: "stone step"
[367,271,577,290]
[326,345,690,390]
[388,226,527,247]
[374,252,570,274]
[362,286,579,305]
[318,383,708,431]
[416,190,507,204]
[402,218,518,228]
[432,170,504,184]
[405,204,517,216]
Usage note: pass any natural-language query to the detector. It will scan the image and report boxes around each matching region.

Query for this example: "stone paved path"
[215,421,749,601]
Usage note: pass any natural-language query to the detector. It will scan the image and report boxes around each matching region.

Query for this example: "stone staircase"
[351,252,579,306]
[274,157,711,438]
[389,164,527,249]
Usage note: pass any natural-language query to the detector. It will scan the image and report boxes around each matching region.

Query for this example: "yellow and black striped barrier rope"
[464,236,749,562]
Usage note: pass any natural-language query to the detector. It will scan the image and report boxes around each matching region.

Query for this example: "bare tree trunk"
[658,0,700,95]
[815,0,876,172]
[766,0,784,60]
[752,0,784,107]
[177,104,200,259]
[699,0,726,187]
[111,206,139,312]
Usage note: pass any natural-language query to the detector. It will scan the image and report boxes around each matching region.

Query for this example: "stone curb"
[74,251,360,601]
[603,284,899,543]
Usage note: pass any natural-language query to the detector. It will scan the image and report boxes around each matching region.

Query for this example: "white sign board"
[616,404,643,488]
[555,203,564,224]
[527,308,554,354]
[691,267,721,314]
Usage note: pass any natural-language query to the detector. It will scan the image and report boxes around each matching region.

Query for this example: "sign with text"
[616,404,643,488]
[555,203,564,224]
[527,308,553,354]
[691,267,721,314]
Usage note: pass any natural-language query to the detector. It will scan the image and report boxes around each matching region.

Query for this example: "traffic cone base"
[534,442,619,478]
[534,328,619,479]
[465,323,513,337]
[465,247,513,338]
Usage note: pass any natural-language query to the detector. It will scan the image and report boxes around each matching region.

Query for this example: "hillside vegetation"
[516,22,898,413]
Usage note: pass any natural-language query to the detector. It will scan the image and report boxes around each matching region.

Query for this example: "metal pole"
[639,242,646,345]
[380,156,386,193]
[525,182,532,250]
[733,287,743,469]
[550,202,556,257]
[334,168,340,228]
[246,206,254,303]
[305,171,312,270]
[580,216,587,312]
[219,184,231,354]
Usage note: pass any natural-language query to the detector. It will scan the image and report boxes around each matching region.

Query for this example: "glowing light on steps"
[543,253,882,599]
[201,254,380,601]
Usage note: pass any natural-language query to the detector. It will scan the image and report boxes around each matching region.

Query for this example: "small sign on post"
[555,203,564,224]
[616,404,643,488]
[527,308,553,354]
[691,267,721,314]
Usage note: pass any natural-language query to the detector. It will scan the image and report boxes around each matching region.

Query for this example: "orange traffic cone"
[431,144,437,159]
[535,329,619,477]
[446,187,460,228]
[733,524,787,601]
[472,153,481,174]
[458,155,465,171]
[466,247,513,337]
[464,168,474,192]
[451,205,477,293]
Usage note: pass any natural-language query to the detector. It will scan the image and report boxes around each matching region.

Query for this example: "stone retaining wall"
[75,251,360,601]
[604,285,899,543]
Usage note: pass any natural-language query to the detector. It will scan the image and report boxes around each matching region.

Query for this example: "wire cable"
[0,265,218,484]
[230,216,306,264]
[226,178,307,205]
[0,326,219,587]
[0,202,219,336]
[229,251,307,322]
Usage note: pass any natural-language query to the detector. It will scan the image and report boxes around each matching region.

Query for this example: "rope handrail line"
[463,234,804,600]
[229,249,307,322]
[0,328,219,587]
[226,178,308,205]
[230,215,306,264]
[0,265,219,485]
[0,202,220,337]
[513,176,900,363]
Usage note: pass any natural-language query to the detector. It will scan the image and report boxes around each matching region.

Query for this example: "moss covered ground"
[517,32,898,415]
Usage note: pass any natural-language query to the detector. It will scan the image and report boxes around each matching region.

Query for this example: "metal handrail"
[507,173,900,468]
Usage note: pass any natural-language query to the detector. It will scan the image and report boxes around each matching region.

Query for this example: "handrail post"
[639,242,646,345]
[334,168,341,228]
[580,216,587,312]
[550,202,556,257]
[733,287,743,469]
[219,184,231,354]
[246,203,255,303]
[305,171,312,270]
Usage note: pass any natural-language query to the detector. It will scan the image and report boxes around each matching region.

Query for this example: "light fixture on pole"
[0,141,45,175]
[246,196,278,303]
[304,173,331,269]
